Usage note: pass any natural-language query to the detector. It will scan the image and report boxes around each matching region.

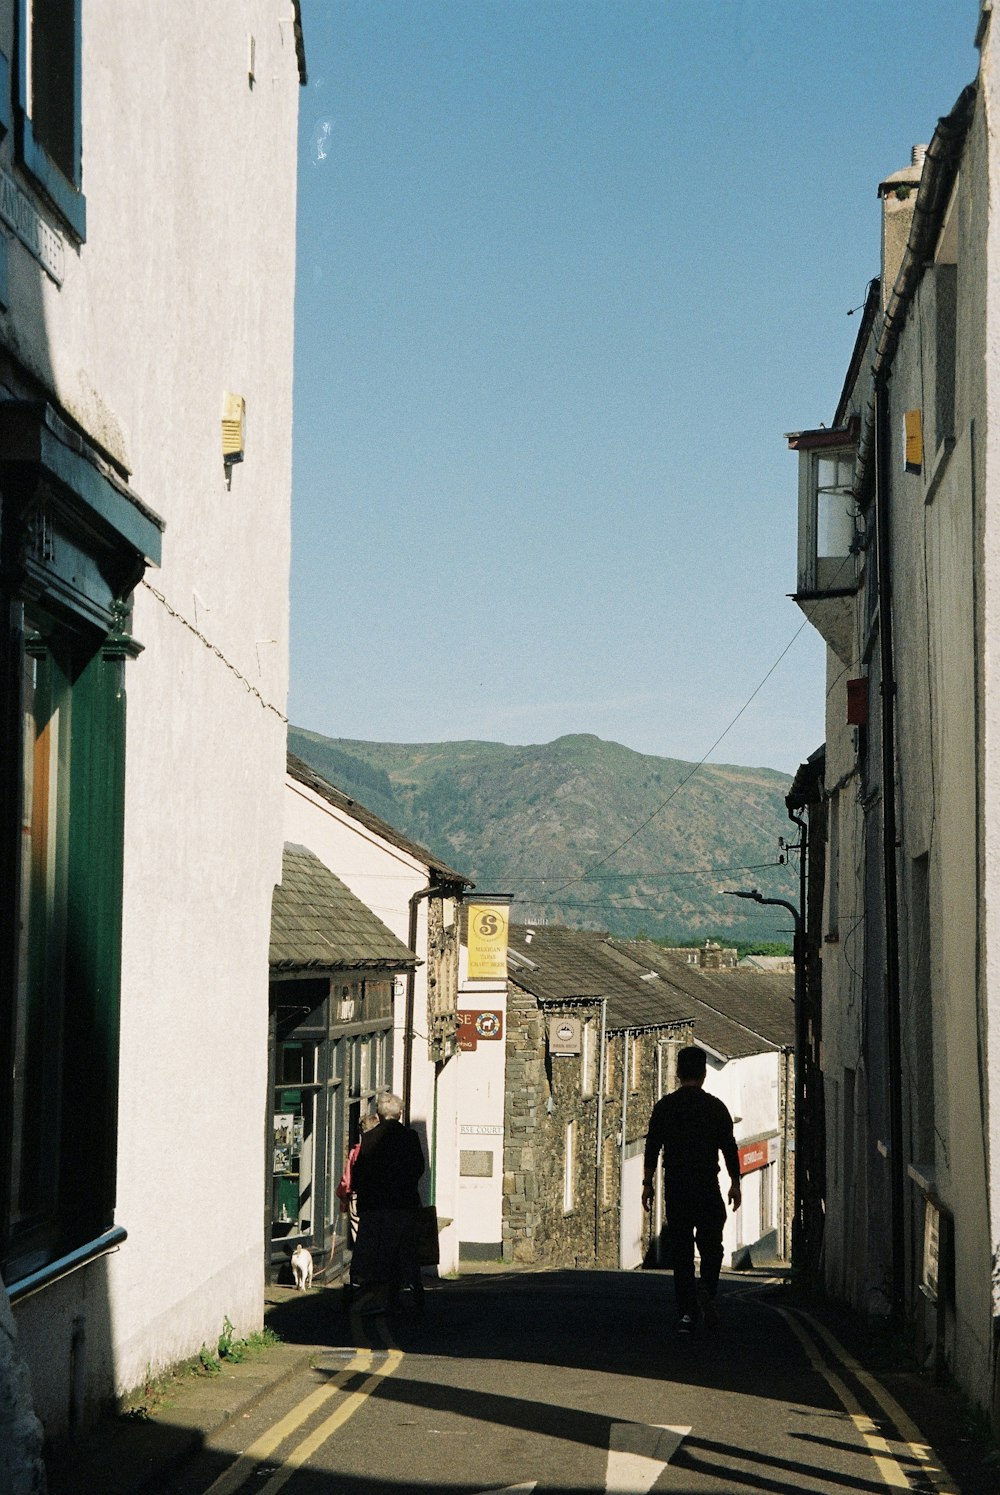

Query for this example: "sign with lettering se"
[456,1010,504,1051]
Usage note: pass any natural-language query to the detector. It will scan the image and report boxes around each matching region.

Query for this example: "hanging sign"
[738,1140,769,1174]
[467,902,509,980]
[548,1016,582,1056]
[456,1010,504,1051]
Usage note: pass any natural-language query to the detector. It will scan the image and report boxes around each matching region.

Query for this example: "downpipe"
[875,373,906,1321]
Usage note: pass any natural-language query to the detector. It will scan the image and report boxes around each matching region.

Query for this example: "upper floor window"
[789,425,860,598]
[630,1035,642,1093]
[788,422,861,664]
[17,0,86,240]
[581,1019,597,1098]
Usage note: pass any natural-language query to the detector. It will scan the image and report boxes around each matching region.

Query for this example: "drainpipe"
[655,1040,665,1265]
[875,372,906,1321]
[619,1032,629,1270]
[403,885,433,1126]
[593,996,607,1265]
[787,802,812,1272]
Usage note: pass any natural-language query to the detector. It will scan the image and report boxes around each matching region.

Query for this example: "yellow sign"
[467,903,509,980]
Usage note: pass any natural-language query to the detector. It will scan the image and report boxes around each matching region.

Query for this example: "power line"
[542,620,811,896]
[495,860,787,884]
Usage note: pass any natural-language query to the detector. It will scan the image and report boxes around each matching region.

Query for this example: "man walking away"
[642,1045,741,1333]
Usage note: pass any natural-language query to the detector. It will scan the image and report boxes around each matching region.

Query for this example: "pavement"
[43,1268,1000,1495]
[44,1296,319,1495]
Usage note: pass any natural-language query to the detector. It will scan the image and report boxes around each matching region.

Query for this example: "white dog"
[290,1243,313,1291]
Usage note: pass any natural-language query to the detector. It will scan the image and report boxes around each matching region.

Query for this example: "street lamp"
[723,887,806,1273]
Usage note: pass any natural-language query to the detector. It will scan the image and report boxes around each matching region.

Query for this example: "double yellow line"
[201,1343,404,1495]
[775,1306,957,1493]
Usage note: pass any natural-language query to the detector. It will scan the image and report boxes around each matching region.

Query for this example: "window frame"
[0,402,161,1287]
[15,0,86,241]
[562,1119,576,1214]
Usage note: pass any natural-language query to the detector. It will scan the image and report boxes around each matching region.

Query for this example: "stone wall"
[503,981,692,1270]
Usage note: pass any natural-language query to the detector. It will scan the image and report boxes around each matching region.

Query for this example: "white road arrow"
[605,1422,691,1494]
[471,1485,537,1494]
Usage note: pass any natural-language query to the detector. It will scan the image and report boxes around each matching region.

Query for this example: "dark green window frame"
[15,0,86,241]
[0,402,162,1285]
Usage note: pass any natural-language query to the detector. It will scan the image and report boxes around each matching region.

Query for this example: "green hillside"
[287,727,799,946]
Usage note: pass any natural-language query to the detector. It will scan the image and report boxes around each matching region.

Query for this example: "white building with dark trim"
[0,2,305,1453]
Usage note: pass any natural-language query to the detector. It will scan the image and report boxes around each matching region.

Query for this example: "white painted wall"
[284,773,464,1275]
[7,3,301,1425]
[453,944,508,1258]
[703,1053,783,1265]
[802,17,1000,1411]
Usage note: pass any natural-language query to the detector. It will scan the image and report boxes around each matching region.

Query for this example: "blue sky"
[290,1,978,775]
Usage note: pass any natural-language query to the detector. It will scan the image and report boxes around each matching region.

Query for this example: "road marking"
[470,1485,537,1494]
[255,1348,404,1495]
[775,1308,951,1491]
[795,1310,958,1495]
[199,1349,375,1495]
[606,1422,690,1493]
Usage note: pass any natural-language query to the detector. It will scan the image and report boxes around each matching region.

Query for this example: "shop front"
[268,845,417,1284]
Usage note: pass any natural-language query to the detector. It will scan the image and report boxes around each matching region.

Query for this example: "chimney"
[878,145,927,309]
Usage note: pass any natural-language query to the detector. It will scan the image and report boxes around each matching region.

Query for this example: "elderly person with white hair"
[349,1091,425,1312]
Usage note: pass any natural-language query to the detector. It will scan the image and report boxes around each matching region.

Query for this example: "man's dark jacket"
[352,1119,425,1212]
[643,1085,740,1183]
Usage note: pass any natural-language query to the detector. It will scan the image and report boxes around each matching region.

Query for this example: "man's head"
[676,1045,708,1086]
[376,1090,404,1121]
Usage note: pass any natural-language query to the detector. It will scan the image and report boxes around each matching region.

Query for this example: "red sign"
[738,1141,769,1175]
[456,1010,504,1052]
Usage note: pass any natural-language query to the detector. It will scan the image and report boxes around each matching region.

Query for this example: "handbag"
[414,1204,440,1266]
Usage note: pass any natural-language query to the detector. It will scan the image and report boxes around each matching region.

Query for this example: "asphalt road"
[156,1269,964,1495]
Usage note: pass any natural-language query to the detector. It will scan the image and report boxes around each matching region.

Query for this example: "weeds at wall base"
[120,1321,282,1420]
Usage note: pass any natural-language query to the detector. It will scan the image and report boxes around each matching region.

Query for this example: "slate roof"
[271,844,418,974]
[506,924,693,1033]
[502,924,793,1058]
[605,939,795,1057]
[287,753,471,891]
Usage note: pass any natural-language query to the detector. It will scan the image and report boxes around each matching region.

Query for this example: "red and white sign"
[456,1010,504,1052]
[738,1140,769,1175]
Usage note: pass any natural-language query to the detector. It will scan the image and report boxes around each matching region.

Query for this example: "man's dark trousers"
[663,1170,726,1317]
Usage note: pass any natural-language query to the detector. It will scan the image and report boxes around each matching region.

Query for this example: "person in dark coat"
[349,1091,425,1312]
[642,1045,741,1333]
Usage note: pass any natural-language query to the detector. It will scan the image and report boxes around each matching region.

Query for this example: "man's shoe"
[697,1289,719,1329]
[676,1314,696,1335]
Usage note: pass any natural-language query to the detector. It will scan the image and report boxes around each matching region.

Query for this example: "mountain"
[287,727,800,946]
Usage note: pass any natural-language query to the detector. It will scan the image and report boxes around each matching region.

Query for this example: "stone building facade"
[502,926,694,1269]
[501,924,795,1273]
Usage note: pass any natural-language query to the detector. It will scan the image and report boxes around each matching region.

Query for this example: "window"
[581,1019,597,1098]
[16,0,86,239]
[3,606,128,1279]
[272,1049,318,1237]
[0,401,161,1286]
[791,429,859,597]
[601,1136,615,1208]
[563,1120,576,1213]
[760,1162,774,1234]
[630,1035,642,1093]
[604,1042,616,1097]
